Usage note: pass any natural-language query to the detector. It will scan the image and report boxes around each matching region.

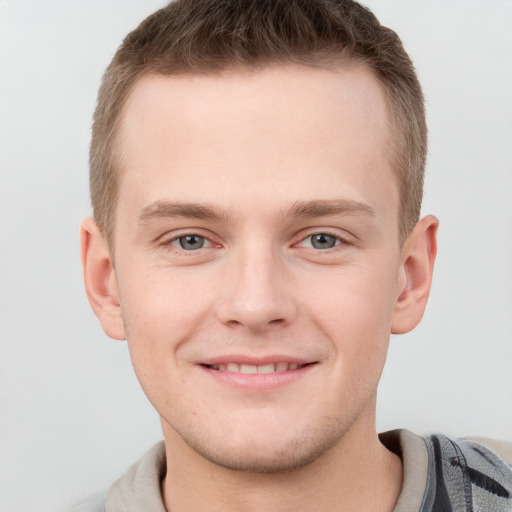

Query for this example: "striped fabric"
[419,435,512,511]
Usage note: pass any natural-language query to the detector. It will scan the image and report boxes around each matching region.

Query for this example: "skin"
[82,64,438,511]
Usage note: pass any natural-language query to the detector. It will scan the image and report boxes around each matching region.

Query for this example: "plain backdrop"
[1,1,511,510]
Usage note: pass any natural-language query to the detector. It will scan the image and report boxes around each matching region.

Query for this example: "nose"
[215,245,298,332]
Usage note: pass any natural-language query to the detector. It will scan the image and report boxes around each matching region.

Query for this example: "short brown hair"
[90,0,426,247]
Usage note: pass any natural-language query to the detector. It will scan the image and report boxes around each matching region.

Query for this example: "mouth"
[201,362,313,374]
[197,358,318,391]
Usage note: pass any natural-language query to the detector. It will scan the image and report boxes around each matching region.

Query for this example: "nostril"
[226,319,243,328]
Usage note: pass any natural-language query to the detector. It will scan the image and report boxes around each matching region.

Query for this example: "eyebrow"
[285,199,376,219]
[137,200,229,225]
[137,198,376,226]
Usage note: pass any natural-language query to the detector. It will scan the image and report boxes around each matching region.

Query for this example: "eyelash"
[160,230,351,254]
[295,230,350,250]
[161,232,217,253]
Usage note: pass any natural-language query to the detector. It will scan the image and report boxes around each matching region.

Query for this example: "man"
[77,0,512,510]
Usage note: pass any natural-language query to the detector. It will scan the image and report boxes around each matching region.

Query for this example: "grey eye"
[178,235,205,250]
[310,233,338,249]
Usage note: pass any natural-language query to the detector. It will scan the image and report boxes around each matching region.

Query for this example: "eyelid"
[293,229,353,249]
[156,227,354,252]
[169,235,213,250]
[158,229,222,251]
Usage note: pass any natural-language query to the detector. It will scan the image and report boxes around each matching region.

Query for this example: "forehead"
[116,64,396,223]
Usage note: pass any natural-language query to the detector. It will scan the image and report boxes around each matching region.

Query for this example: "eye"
[309,233,339,249]
[170,234,209,250]
[297,232,344,250]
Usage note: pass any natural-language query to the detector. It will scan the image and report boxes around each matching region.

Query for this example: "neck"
[160,410,402,512]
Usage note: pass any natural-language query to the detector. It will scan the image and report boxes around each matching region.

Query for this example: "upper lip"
[199,355,315,366]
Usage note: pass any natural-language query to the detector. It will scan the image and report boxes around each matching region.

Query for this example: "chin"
[173,417,349,474]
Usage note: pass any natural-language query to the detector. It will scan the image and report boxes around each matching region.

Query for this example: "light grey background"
[1,1,511,510]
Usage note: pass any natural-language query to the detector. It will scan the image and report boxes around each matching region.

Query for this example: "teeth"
[210,362,305,373]
[257,364,275,374]
[275,362,289,372]
[240,364,258,374]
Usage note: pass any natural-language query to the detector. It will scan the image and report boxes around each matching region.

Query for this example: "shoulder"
[427,433,512,466]
[68,488,107,512]
[423,434,512,510]
[68,441,166,512]
[463,436,512,466]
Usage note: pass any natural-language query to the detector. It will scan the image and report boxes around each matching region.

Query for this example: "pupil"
[311,233,336,249]
[180,235,204,250]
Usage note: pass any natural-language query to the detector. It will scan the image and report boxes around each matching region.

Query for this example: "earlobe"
[391,215,439,335]
[80,217,126,340]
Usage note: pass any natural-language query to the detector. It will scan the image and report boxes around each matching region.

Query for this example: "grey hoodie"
[71,430,512,512]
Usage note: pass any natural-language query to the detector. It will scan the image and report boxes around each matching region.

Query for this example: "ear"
[80,217,126,340]
[391,215,439,334]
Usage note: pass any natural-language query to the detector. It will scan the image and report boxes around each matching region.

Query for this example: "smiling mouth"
[202,362,314,374]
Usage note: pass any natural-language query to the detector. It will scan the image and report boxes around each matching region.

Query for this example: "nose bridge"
[216,237,297,330]
[239,244,279,304]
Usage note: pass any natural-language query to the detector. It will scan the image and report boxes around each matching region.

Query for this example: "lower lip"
[197,364,316,392]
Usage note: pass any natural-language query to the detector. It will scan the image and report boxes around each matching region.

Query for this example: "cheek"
[304,262,398,330]
[116,267,210,372]
[120,263,211,328]
[301,263,398,377]
[118,270,207,410]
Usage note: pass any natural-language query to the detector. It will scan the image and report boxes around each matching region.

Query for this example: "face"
[108,65,408,471]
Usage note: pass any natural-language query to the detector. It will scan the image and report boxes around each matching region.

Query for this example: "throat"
[160,424,403,512]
